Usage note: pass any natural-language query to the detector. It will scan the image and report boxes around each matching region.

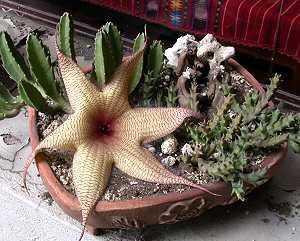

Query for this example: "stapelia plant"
[23,40,218,240]
[0,13,215,240]
[183,75,300,200]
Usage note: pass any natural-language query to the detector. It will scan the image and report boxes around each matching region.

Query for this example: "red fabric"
[217,0,300,63]
[208,0,219,32]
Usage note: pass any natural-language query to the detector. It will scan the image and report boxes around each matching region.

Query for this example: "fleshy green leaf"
[58,12,75,60]
[231,181,245,201]
[101,31,116,81]
[242,75,280,125]
[26,33,61,102]
[241,169,268,186]
[94,30,107,87]
[129,33,145,93]
[93,22,123,87]
[257,134,288,148]
[104,22,123,66]
[0,81,14,102]
[0,96,22,108]
[147,40,163,78]
[0,83,23,120]
[18,80,51,113]
[0,32,31,82]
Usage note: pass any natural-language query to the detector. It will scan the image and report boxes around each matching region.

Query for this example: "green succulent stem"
[129,33,145,93]
[58,12,75,60]
[94,22,123,88]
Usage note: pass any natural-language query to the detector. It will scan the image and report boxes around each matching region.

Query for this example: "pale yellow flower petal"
[73,142,113,240]
[115,107,194,144]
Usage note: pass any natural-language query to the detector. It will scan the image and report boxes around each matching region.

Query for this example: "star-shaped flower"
[24,43,218,240]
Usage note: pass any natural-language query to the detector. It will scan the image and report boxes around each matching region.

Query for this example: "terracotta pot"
[28,59,287,233]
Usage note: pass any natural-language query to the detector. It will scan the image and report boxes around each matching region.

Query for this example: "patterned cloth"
[216,0,300,63]
[85,0,211,34]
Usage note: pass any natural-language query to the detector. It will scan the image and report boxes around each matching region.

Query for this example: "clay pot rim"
[28,58,287,213]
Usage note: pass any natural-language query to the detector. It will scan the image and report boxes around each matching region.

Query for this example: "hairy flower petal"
[73,142,113,240]
[38,112,90,151]
[116,107,194,144]
[113,142,217,195]
[57,50,99,112]
[104,44,145,96]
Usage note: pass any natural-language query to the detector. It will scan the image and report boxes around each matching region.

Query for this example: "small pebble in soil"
[161,135,178,155]
[161,156,177,167]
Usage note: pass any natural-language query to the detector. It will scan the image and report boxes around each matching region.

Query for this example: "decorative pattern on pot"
[111,216,144,229]
[159,196,206,224]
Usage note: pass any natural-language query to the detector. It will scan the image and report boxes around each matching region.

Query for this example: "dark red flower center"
[98,123,112,136]
[90,115,117,142]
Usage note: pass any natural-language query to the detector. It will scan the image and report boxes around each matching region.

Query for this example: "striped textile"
[217,0,300,63]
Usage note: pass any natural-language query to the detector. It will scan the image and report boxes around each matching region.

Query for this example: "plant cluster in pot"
[0,13,300,241]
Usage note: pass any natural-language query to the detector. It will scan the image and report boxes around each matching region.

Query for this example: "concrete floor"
[0,8,300,241]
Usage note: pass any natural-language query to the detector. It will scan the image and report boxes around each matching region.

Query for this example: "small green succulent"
[183,75,300,199]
